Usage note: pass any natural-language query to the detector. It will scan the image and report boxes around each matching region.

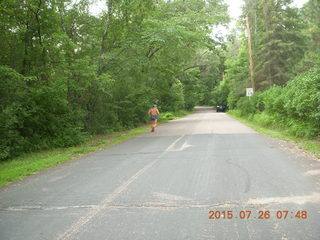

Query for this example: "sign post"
[246,16,256,92]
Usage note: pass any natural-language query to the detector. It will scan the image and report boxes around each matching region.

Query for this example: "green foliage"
[0,0,228,160]
[283,68,320,124]
[160,112,175,121]
[219,34,250,109]
[242,0,305,89]
[219,0,318,139]
[182,69,204,110]
[296,0,320,72]
[261,85,284,114]
[159,110,193,121]
[232,68,320,138]
[0,66,85,160]
[211,80,230,106]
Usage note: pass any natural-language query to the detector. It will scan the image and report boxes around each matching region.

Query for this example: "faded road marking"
[305,169,320,176]
[165,135,186,152]
[246,192,320,205]
[153,192,193,202]
[56,135,185,240]
[49,173,71,183]
[56,160,157,240]
[166,135,194,152]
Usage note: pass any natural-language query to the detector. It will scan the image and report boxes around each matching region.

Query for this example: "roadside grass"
[0,110,192,187]
[228,111,320,159]
[0,126,148,187]
[195,105,213,108]
[159,110,194,122]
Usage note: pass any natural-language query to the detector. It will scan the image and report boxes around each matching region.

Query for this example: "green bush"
[232,67,320,138]
[235,93,263,116]
[261,85,285,115]
[252,112,278,127]
[283,68,320,124]
[0,66,85,160]
[159,112,175,121]
[211,80,230,107]
[227,93,239,109]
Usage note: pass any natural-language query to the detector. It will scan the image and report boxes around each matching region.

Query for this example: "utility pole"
[246,16,256,92]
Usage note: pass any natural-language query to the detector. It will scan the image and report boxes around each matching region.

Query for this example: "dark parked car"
[216,105,227,112]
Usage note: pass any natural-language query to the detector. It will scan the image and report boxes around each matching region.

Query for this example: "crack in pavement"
[100,151,165,157]
[226,158,251,193]
[2,192,320,212]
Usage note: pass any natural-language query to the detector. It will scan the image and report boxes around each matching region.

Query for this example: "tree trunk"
[22,22,31,75]
[101,0,113,55]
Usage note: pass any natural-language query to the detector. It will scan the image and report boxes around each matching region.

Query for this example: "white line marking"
[166,135,185,152]
[57,135,184,240]
[178,142,192,151]
[56,160,156,240]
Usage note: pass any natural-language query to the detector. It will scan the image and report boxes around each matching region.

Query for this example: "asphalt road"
[1,107,320,240]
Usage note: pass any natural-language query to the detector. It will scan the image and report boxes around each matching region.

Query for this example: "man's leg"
[151,119,158,132]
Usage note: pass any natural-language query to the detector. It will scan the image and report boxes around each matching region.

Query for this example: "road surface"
[1,107,320,240]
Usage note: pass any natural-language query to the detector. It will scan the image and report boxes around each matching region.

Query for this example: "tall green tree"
[297,0,320,72]
[0,0,229,160]
[243,0,305,90]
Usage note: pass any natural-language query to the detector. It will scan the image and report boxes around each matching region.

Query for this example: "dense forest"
[0,0,319,160]
[215,0,320,139]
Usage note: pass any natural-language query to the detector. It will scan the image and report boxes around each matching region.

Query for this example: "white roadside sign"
[246,88,254,97]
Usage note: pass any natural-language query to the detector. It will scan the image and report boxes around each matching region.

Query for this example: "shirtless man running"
[148,105,160,132]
